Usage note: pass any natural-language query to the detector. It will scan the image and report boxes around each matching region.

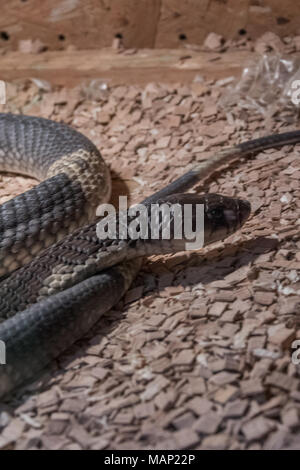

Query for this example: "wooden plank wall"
[0,0,299,51]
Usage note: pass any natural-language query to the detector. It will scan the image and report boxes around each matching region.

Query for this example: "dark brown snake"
[0,113,299,399]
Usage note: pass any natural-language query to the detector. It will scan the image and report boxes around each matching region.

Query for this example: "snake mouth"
[223,198,251,233]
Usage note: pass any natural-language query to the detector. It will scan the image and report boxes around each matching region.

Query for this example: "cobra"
[0,113,299,398]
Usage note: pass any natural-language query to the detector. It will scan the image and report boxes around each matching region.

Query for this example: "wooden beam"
[0,49,257,87]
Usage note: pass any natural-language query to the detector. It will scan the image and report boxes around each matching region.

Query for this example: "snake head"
[141,193,251,253]
[200,193,251,245]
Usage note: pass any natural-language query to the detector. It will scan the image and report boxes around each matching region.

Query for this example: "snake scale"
[0,112,299,399]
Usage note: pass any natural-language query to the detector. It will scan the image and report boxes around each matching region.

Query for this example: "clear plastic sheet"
[219,54,300,123]
[80,79,109,101]
[30,78,52,92]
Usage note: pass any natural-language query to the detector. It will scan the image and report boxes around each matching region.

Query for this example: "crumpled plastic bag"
[219,54,300,122]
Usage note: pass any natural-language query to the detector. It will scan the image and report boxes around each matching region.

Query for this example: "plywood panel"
[0,0,299,51]
[155,0,300,47]
[155,0,249,48]
[0,0,161,50]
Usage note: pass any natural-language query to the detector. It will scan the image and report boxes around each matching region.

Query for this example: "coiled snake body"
[0,113,299,399]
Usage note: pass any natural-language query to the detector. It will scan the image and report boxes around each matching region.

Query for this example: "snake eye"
[208,206,224,218]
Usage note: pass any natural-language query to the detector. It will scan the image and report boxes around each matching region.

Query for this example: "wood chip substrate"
[0,76,299,450]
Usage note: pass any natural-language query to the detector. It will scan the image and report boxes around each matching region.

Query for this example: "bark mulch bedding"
[0,75,299,450]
